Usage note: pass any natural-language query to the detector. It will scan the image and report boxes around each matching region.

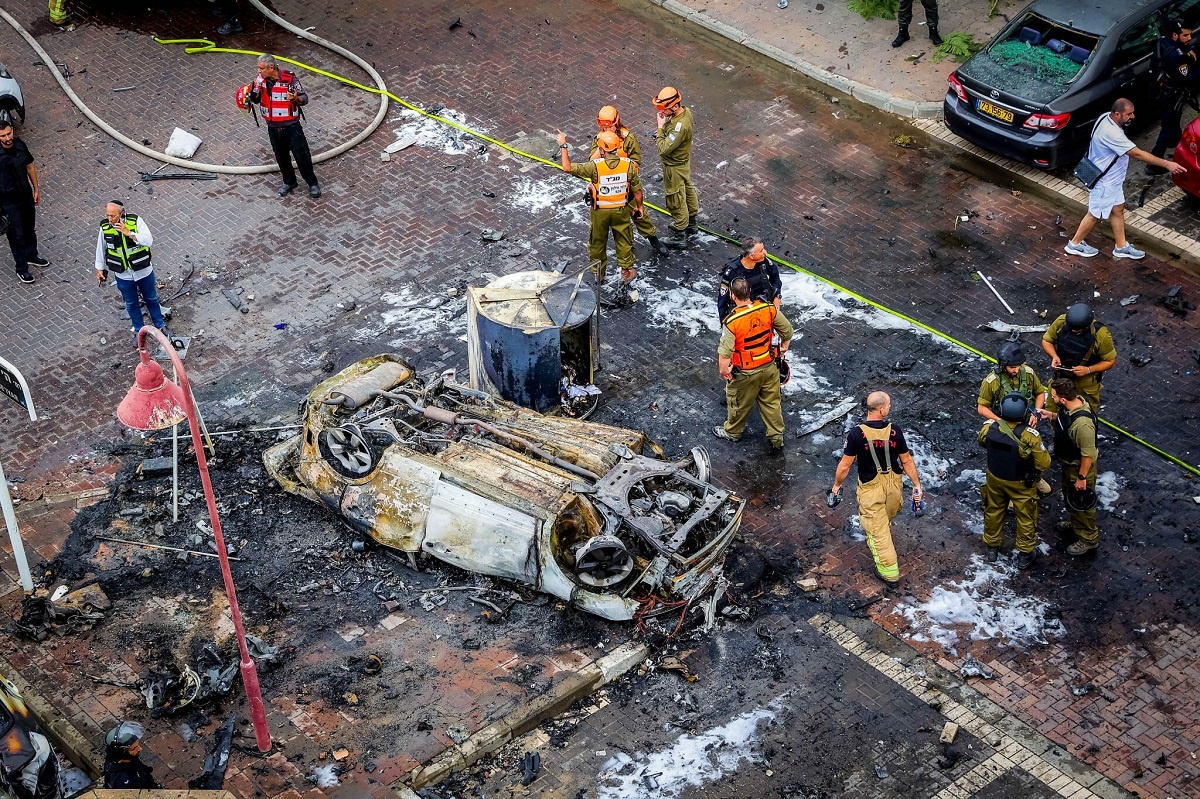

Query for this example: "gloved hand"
[826,488,841,508]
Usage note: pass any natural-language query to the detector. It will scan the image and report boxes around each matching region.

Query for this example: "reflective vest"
[1054,406,1097,463]
[592,156,631,209]
[100,214,152,272]
[725,300,777,369]
[1056,322,1103,368]
[984,421,1034,481]
[259,71,300,124]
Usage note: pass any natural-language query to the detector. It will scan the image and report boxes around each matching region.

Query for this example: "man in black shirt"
[0,120,48,284]
[828,391,925,584]
[717,236,781,322]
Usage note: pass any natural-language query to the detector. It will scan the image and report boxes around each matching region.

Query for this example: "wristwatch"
[560,144,568,150]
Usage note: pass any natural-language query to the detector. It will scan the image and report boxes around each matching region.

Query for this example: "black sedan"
[944,0,1174,169]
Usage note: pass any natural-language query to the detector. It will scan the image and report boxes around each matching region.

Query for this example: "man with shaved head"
[828,391,925,585]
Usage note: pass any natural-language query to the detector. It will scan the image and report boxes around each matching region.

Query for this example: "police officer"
[713,277,793,454]
[1041,303,1116,412]
[557,129,644,302]
[247,54,320,198]
[1149,20,1197,170]
[103,721,158,789]
[652,87,698,250]
[591,106,669,258]
[979,392,1051,569]
[1049,378,1101,556]
[717,236,781,322]
[976,342,1050,494]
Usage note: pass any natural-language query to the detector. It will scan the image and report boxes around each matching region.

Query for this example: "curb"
[0,652,103,779]
[407,641,649,789]
[645,0,943,119]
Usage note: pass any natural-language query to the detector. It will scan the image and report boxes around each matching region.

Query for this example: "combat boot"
[928,27,943,46]
[648,236,670,257]
[685,215,699,235]
[663,230,689,250]
[985,545,1000,563]
[892,27,910,47]
[1016,551,1035,570]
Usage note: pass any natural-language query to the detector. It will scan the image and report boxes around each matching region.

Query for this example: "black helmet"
[1065,303,1094,330]
[998,391,1029,423]
[105,721,145,754]
[997,342,1026,368]
[776,355,790,386]
[1064,485,1097,512]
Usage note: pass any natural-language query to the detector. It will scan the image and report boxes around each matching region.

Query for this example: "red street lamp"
[117,327,272,752]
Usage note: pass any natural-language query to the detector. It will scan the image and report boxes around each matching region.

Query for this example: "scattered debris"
[892,359,915,372]
[796,577,820,592]
[796,398,858,437]
[164,127,203,159]
[1071,683,1092,696]
[891,134,916,148]
[448,16,463,29]
[874,764,888,778]
[138,171,218,181]
[95,535,241,561]
[187,716,234,789]
[342,692,360,706]
[447,724,470,744]
[958,655,995,679]
[977,272,1015,315]
[521,751,542,786]
[936,743,961,769]
[384,132,418,154]
[657,656,697,682]
[1119,295,1140,307]
[977,320,1048,333]
[13,579,109,640]
[1129,354,1153,367]
[1163,285,1194,315]
[940,722,959,743]
[137,457,173,478]
[480,228,505,242]
[332,747,350,762]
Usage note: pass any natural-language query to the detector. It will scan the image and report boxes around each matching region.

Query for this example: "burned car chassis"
[264,355,743,620]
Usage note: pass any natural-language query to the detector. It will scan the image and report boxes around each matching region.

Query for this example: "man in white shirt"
[1065,99,1185,260]
[95,201,166,344]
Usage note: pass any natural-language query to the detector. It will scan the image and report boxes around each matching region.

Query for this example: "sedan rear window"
[960,12,1100,103]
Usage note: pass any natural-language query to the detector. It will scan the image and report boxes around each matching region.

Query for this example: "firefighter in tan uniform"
[557,129,644,302]
[978,392,1051,569]
[828,391,925,584]
[1041,303,1116,412]
[713,277,793,454]
[591,106,670,258]
[652,87,699,249]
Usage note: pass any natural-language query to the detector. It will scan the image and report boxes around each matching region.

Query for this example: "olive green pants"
[857,472,903,582]
[663,163,699,232]
[981,473,1040,553]
[1060,459,1099,545]
[588,207,635,279]
[633,207,657,239]
[722,362,784,446]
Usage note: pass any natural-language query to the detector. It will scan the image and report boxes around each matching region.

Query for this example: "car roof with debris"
[1029,0,1166,36]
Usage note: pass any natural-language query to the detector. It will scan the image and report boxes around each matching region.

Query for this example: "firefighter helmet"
[235,83,253,111]
[596,130,622,153]
[597,105,619,128]
[653,86,682,111]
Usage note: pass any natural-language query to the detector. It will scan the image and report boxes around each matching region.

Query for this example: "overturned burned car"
[264,355,743,620]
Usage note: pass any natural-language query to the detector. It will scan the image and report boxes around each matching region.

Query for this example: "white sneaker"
[1064,240,1099,257]
[1113,244,1145,260]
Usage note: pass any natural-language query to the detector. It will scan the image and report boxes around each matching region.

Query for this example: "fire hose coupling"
[826,488,841,508]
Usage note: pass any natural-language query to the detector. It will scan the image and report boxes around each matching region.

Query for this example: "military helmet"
[998,391,1029,423]
[997,341,1026,368]
[596,131,622,153]
[776,355,791,386]
[654,86,682,111]
[597,105,619,127]
[105,721,145,754]
[1064,484,1098,512]
[1065,302,1094,330]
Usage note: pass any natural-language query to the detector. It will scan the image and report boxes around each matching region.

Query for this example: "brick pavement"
[0,0,1196,796]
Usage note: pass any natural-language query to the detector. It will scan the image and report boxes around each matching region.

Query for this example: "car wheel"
[320,423,376,476]
[574,535,635,588]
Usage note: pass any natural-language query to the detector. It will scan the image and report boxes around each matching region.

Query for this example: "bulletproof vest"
[989,368,1031,409]
[1056,322,1100,368]
[985,422,1032,481]
[1054,406,1097,462]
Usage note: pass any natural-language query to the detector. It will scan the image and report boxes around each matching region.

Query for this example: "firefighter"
[979,392,1051,569]
[652,86,699,249]
[557,129,644,303]
[1041,303,1116,412]
[713,277,793,454]
[976,341,1051,494]
[591,106,669,257]
[243,54,321,198]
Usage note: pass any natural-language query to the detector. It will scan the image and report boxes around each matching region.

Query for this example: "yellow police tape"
[156,37,1200,479]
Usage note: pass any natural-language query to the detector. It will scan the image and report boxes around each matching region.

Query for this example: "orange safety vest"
[726,300,777,369]
[592,156,632,209]
[259,70,300,124]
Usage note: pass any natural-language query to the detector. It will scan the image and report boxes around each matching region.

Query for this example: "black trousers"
[267,122,318,188]
[0,194,37,272]
[1151,90,1188,158]
[898,0,938,29]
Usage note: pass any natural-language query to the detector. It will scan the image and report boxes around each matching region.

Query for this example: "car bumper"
[1171,135,1200,198]
[943,95,1072,169]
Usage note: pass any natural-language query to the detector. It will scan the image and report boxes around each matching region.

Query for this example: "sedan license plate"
[977,99,1014,124]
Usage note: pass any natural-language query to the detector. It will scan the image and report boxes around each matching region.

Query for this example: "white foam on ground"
[956,469,987,486]
[392,107,485,156]
[904,430,955,488]
[351,287,466,344]
[782,353,832,396]
[643,283,720,338]
[595,699,783,798]
[896,554,1065,654]
[311,764,339,788]
[1095,471,1123,511]
[511,175,575,214]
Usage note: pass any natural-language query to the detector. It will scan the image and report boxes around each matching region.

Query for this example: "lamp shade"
[117,352,188,431]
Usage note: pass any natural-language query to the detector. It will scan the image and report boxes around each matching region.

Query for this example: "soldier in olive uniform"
[1041,303,1116,412]
[591,106,669,257]
[976,341,1051,495]
[557,129,644,301]
[1049,378,1101,556]
[652,86,699,249]
[979,392,1052,569]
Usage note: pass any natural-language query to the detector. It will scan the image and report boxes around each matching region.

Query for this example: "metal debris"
[796,399,859,437]
[656,656,697,682]
[1120,295,1140,307]
[13,579,109,640]
[977,320,1049,333]
[187,716,234,789]
[958,655,995,679]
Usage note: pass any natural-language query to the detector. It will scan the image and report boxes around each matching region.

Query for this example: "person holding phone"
[96,201,166,346]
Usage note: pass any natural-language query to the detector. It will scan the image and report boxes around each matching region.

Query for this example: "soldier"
[1049,378,1101,556]
[717,236,781,322]
[591,106,669,257]
[979,392,1051,569]
[652,87,698,250]
[557,129,644,303]
[713,277,793,454]
[1041,303,1116,412]
[976,341,1051,495]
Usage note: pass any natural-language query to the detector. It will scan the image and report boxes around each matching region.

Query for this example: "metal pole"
[977,271,1015,315]
[172,422,179,523]
[0,455,33,592]
[138,326,272,752]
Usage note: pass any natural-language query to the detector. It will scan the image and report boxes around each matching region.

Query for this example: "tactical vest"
[1054,406,1097,463]
[1056,322,1102,368]
[989,367,1032,409]
[260,71,300,124]
[593,157,631,209]
[985,421,1034,481]
[726,300,777,369]
[100,214,152,273]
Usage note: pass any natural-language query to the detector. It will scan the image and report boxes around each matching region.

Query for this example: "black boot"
[892,27,910,47]
[648,236,670,257]
[663,230,689,249]
[685,215,699,235]
[929,27,943,46]
[985,546,1000,563]
[1016,551,1035,571]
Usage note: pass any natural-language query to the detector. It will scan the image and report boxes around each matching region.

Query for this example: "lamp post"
[116,327,272,752]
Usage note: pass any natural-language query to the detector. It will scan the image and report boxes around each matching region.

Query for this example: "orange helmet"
[653,86,682,111]
[235,83,253,110]
[596,130,622,153]
[597,105,620,129]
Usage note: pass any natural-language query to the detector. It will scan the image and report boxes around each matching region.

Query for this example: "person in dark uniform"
[1149,20,1198,172]
[103,722,159,789]
[978,392,1051,569]
[0,120,48,285]
[717,236,781,322]
[892,0,940,47]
